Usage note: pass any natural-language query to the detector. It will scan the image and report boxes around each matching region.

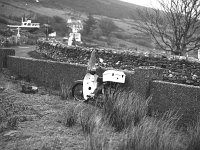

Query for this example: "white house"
[67,18,83,46]
[67,18,83,33]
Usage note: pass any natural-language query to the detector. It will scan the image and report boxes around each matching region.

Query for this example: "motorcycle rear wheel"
[71,81,85,102]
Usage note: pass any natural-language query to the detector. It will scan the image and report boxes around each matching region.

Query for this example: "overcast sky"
[120,0,161,8]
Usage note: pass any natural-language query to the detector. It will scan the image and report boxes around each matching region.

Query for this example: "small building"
[8,17,40,30]
[48,32,56,38]
[67,18,83,46]
[67,18,83,33]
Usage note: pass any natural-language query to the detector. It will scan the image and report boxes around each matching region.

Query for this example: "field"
[1,67,200,150]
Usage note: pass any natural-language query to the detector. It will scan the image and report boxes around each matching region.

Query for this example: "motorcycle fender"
[74,80,83,84]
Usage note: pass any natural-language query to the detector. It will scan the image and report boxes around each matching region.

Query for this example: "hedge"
[0,48,15,69]
[7,56,163,99]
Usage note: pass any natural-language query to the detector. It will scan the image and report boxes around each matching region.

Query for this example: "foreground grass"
[1,70,200,150]
[0,71,86,150]
[80,88,200,150]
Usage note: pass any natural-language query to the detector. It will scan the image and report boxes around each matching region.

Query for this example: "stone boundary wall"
[7,56,163,99]
[150,80,200,126]
[4,54,200,125]
[0,48,15,69]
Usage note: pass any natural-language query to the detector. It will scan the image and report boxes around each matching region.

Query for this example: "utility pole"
[46,17,49,41]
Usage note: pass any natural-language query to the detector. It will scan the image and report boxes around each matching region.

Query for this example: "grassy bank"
[1,69,200,150]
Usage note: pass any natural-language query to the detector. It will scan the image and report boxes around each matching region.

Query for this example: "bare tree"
[136,0,200,55]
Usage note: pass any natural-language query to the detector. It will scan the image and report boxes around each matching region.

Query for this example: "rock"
[21,84,38,94]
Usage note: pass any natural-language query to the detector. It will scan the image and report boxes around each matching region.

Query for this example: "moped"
[72,69,126,103]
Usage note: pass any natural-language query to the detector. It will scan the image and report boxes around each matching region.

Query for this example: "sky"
[120,0,161,8]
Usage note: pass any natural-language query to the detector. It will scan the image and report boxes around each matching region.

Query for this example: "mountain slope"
[39,0,143,19]
[1,0,143,19]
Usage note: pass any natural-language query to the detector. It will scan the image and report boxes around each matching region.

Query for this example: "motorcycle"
[71,69,126,103]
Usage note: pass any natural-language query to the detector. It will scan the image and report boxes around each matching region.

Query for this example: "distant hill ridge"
[23,0,144,19]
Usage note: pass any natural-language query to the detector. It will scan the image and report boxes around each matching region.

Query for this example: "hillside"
[0,0,157,51]
[36,0,142,19]
[0,0,144,19]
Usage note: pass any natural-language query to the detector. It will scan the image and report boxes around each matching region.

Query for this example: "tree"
[136,0,200,56]
[83,14,96,35]
[40,24,54,40]
[98,18,117,37]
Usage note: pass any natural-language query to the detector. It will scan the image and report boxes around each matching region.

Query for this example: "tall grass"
[117,111,188,150]
[0,85,28,132]
[84,88,192,150]
[60,103,77,127]
[48,83,200,150]
[85,125,115,150]
[59,80,71,100]
[85,111,189,150]
[59,102,103,135]
[102,88,149,131]
[187,117,200,150]
[78,104,103,135]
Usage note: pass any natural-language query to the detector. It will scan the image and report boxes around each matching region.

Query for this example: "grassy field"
[1,68,200,150]
[0,69,86,149]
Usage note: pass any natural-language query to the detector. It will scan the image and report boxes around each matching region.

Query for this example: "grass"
[102,87,149,131]
[186,117,200,150]
[0,86,29,132]
[59,103,77,127]
[79,87,200,150]
[117,112,187,150]
[2,69,200,150]
[59,79,72,100]
[55,84,200,150]
[0,70,86,150]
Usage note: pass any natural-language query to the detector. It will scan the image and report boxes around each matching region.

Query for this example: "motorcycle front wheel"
[71,81,85,102]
